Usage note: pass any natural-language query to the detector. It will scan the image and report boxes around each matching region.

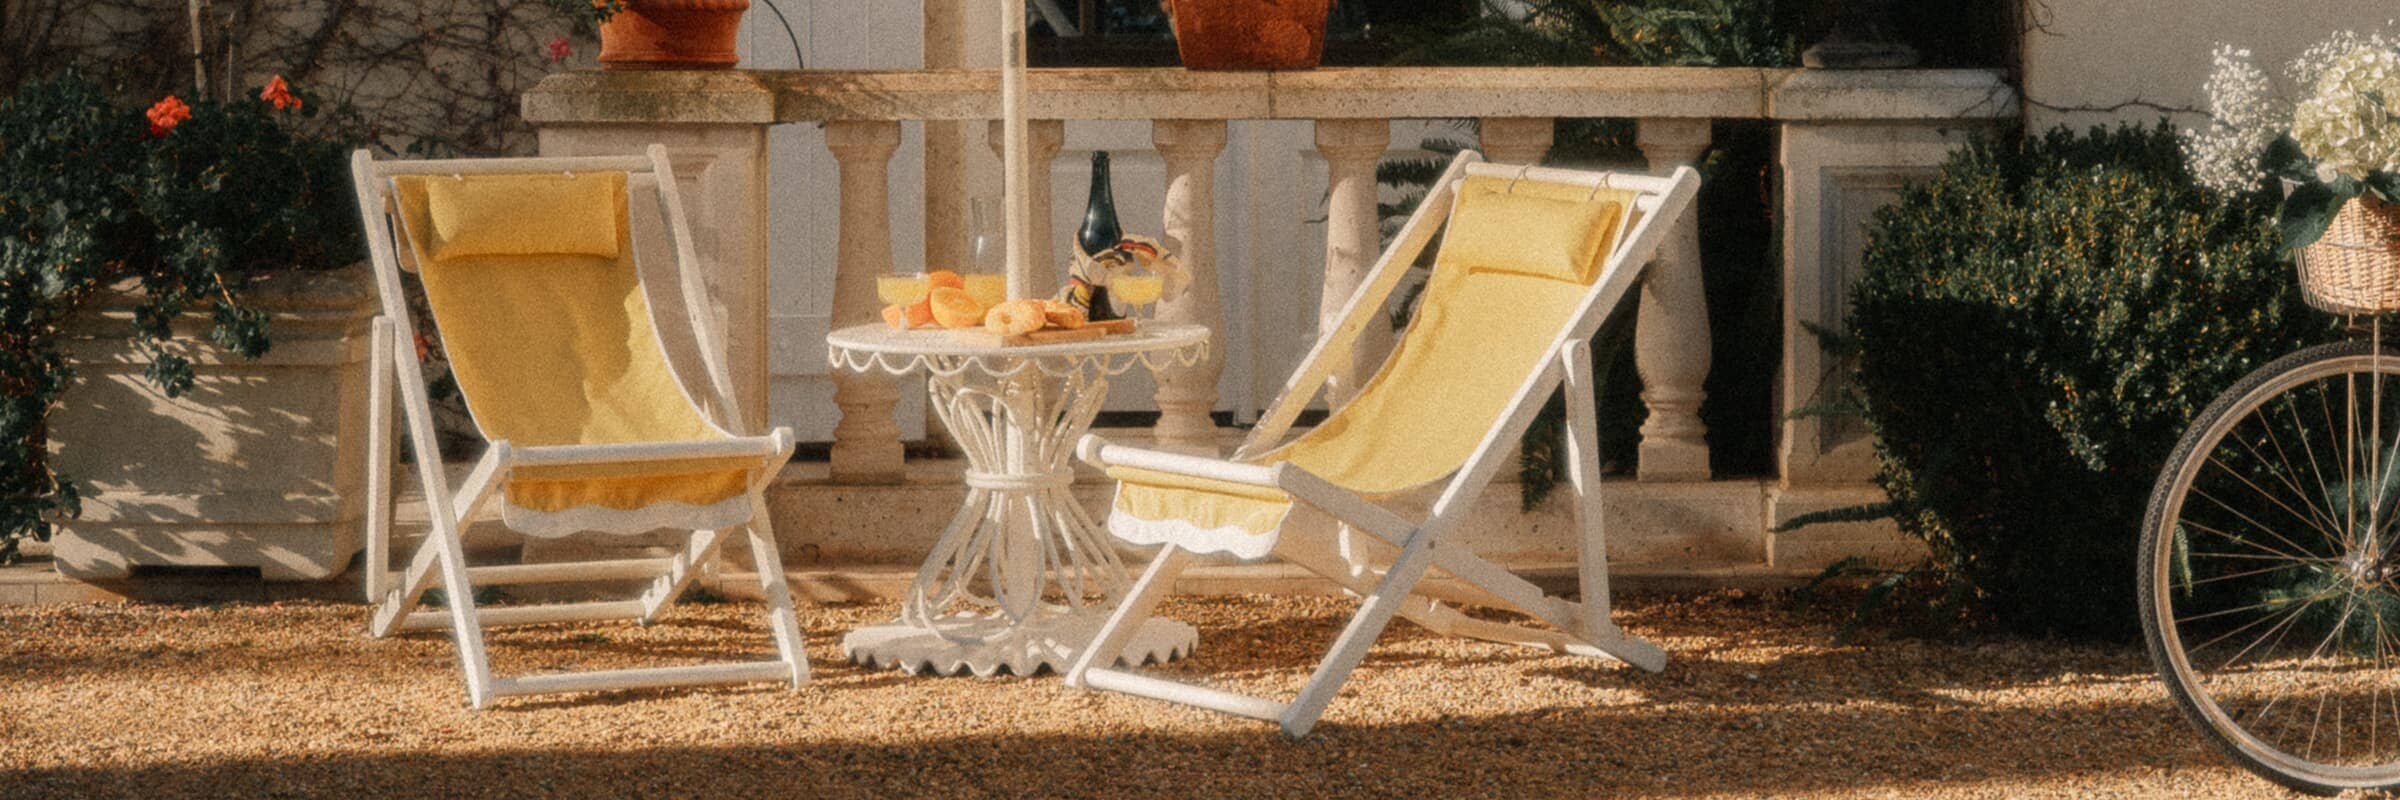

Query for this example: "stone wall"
[2020,0,2393,130]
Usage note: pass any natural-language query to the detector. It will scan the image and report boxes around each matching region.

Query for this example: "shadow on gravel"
[10,694,2226,799]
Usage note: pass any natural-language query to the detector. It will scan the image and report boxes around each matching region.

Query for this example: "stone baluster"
[986,119,1068,295]
[1314,119,1392,405]
[826,120,906,483]
[1478,117,1555,166]
[1150,119,1230,453]
[1632,118,1714,482]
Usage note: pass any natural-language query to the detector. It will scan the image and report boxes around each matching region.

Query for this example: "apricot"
[927,286,985,328]
[925,269,966,291]
[1038,299,1087,329]
[985,299,1047,336]
[905,298,935,328]
[880,304,909,330]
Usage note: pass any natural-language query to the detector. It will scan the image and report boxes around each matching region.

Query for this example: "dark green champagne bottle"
[1078,151,1123,320]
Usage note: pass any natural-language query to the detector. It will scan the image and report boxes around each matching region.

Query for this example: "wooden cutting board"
[942,318,1138,348]
[946,325,1108,348]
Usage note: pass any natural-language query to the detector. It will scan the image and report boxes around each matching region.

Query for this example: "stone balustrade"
[523,66,2016,555]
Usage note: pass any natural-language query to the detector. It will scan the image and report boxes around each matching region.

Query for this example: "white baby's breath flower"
[2185,45,2287,193]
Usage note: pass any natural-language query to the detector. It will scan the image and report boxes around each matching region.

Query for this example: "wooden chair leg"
[1065,545,1193,688]
[425,515,497,707]
[745,497,810,686]
[364,317,398,603]
[1561,339,1616,625]
[637,528,724,623]
[1281,529,1441,738]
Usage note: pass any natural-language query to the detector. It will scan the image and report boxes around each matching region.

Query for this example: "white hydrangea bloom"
[2290,42,2400,180]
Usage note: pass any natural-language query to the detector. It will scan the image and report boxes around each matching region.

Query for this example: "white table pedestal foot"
[825,324,1211,679]
[843,613,1195,677]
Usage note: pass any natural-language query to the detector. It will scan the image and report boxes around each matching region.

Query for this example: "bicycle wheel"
[2144,338,2400,795]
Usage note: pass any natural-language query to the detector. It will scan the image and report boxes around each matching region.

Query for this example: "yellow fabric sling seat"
[392,172,756,537]
[1107,175,1638,559]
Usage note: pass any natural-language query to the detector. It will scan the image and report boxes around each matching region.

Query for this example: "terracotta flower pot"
[1164,0,1334,71]
[598,0,751,71]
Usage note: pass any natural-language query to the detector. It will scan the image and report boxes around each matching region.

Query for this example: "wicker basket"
[2298,195,2400,314]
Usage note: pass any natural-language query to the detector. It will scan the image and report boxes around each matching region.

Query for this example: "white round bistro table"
[826,322,1209,676]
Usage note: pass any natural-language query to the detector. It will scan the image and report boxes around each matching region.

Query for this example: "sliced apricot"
[925,269,966,291]
[880,304,909,330]
[1038,299,1087,329]
[927,286,985,328]
[905,298,935,328]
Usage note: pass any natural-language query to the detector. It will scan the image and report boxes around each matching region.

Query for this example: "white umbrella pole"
[999,0,1036,302]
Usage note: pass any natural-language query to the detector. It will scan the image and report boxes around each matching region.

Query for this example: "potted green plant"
[1162,0,1335,70]
[0,74,373,579]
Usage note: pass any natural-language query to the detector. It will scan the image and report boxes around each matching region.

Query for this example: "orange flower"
[146,95,191,137]
[259,75,301,111]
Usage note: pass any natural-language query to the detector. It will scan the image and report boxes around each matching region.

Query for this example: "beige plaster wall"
[2021,1,2393,131]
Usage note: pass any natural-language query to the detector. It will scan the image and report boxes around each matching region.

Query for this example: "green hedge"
[1848,123,2335,638]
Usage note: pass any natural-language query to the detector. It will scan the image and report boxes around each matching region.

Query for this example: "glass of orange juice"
[877,272,930,306]
[1112,272,1164,319]
[961,273,1007,309]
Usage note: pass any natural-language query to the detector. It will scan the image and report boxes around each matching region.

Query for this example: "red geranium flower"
[146,95,191,137]
[546,37,574,63]
[259,75,301,111]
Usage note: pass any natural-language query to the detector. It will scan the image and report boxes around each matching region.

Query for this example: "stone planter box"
[49,266,378,581]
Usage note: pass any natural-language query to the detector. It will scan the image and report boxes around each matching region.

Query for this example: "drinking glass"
[964,198,1010,307]
[962,274,1007,309]
[968,197,1006,274]
[877,272,930,306]
[1112,272,1164,318]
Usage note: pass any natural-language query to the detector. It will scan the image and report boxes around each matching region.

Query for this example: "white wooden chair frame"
[1064,152,1700,738]
[349,146,809,707]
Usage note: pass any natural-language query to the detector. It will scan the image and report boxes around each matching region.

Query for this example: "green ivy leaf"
[2278,181,2345,255]
[2365,172,2400,205]
[2261,135,2314,183]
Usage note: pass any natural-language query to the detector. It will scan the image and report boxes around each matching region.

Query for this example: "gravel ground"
[0,590,2313,799]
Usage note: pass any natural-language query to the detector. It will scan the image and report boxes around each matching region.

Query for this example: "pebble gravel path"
[0,590,2312,798]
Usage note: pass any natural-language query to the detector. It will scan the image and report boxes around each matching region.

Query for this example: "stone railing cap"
[523,66,2016,125]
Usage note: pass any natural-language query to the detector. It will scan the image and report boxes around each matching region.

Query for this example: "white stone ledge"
[1767,68,2019,122]
[523,66,2016,125]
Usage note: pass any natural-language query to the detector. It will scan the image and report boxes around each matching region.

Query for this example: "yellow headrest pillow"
[417,172,626,262]
[1435,175,1622,284]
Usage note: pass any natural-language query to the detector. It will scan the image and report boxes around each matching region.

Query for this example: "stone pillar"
[986,119,1068,294]
[1633,118,1713,482]
[535,125,772,435]
[923,0,973,272]
[1478,117,1555,166]
[825,120,906,483]
[1151,119,1230,453]
[1314,118,1391,405]
[1765,68,2014,570]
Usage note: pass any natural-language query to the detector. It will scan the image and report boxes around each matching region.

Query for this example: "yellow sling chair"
[1066,152,1700,737]
[350,146,807,707]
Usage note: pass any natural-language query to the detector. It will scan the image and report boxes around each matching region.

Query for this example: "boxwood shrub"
[1848,123,2336,638]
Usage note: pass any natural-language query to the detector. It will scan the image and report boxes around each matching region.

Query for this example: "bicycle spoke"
[2240,415,2350,535]
[2148,345,2400,789]
[2206,452,2350,551]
